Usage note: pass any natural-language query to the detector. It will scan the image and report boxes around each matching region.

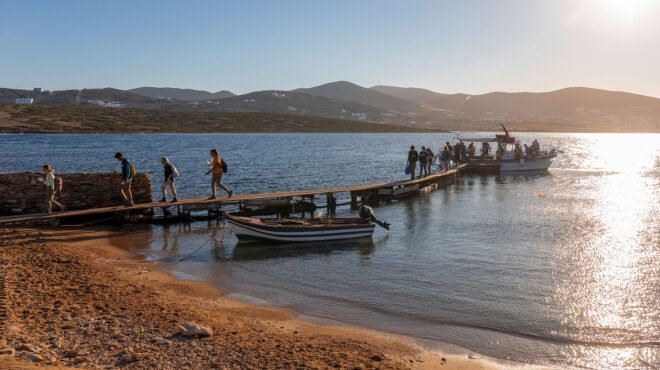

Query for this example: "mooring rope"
[177,226,228,262]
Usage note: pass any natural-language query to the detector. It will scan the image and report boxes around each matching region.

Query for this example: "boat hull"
[500,155,556,171]
[226,216,376,243]
[467,154,556,172]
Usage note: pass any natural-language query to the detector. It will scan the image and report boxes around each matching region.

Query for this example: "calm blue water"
[1,133,659,368]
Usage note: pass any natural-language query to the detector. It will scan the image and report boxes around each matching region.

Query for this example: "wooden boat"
[225,214,376,243]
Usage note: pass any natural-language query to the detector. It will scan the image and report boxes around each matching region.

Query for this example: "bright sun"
[597,0,652,22]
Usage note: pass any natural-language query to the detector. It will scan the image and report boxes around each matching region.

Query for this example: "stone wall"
[0,172,152,215]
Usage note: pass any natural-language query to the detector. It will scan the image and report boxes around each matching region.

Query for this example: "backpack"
[221,159,228,174]
[54,177,63,192]
[171,165,180,179]
[130,164,136,178]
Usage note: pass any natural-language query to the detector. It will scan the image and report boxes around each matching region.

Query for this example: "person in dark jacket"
[418,146,428,178]
[440,146,451,172]
[160,156,178,203]
[407,145,419,180]
[454,142,462,167]
[114,152,134,206]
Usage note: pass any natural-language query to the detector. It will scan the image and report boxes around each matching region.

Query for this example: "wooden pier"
[0,165,466,225]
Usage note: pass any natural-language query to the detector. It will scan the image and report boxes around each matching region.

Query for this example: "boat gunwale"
[226,215,375,231]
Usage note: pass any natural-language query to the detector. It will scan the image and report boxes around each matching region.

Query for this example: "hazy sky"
[1,0,659,97]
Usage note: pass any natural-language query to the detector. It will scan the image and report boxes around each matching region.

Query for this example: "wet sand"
[0,226,544,369]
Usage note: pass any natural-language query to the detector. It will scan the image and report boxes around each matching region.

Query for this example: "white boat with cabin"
[458,125,557,172]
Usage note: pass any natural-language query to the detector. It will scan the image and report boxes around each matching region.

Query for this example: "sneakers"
[208,195,216,200]
[159,198,166,202]
[124,202,135,207]
[170,197,178,203]
[227,190,233,199]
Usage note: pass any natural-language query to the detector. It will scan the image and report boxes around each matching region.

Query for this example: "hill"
[0,87,154,105]
[294,81,420,112]
[371,85,448,105]
[129,87,235,101]
[213,90,387,118]
[0,104,438,133]
[372,85,660,116]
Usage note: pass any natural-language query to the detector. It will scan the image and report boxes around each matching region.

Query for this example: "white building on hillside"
[351,112,367,121]
[15,98,33,104]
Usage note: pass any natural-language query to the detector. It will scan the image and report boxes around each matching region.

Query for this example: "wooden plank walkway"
[0,166,465,225]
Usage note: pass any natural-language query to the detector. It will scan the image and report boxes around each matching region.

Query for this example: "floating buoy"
[539,193,547,198]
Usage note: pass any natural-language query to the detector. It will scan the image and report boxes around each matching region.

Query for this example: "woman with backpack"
[159,156,178,203]
[205,149,232,199]
[42,165,65,214]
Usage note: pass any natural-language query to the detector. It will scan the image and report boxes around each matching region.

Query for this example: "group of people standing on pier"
[40,149,232,214]
[407,141,467,180]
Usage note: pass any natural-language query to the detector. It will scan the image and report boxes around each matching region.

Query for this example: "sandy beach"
[0,225,545,369]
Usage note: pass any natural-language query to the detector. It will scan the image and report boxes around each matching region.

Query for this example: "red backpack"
[54,177,63,192]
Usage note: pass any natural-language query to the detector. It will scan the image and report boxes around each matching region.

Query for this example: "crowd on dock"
[407,141,465,180]
[406,138,545,179]
[39,149,231,214]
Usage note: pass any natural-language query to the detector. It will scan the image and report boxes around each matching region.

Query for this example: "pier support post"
[350,192,358,210]
[326,193,336,214]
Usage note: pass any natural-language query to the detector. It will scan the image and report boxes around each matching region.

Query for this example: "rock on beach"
[176,322,213,337]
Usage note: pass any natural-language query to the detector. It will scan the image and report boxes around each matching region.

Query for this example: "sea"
[1,132,658,368]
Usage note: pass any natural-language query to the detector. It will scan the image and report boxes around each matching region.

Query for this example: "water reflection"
[67,133,660,369]
[550,158,659,367]
[228,238,376,262]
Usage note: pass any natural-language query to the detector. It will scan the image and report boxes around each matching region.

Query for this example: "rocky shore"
[0,226,508,369]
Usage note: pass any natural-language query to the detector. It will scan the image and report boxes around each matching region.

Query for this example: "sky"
[1,0,659,97]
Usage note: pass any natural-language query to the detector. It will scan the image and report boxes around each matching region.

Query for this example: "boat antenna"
[501,124,509,137]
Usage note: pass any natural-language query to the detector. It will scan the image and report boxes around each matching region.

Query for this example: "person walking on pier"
[407,145,419,180]
[42,165,65,214]
[426,147,434,175]
[440,145,451,172]
[114,152,134,207]
[206,149,232,199]
[419,146,428,178]
[159,156,178,203]
[454,142,462,167]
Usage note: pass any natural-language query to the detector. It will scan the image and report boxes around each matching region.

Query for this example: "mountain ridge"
[294,81,420,112]
[129,87,235,101]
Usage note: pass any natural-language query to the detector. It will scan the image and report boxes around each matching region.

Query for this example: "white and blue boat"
[225,214,376,243]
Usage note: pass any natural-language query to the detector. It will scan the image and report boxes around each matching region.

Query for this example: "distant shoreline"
[0,104,441,134]
[1,104,657,134]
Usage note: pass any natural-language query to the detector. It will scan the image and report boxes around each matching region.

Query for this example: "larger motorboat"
[458,125,557,171]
